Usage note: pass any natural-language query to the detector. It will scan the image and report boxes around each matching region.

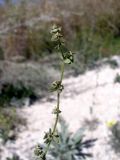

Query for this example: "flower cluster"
[50,81,64,93]
[106,120,117,128]
[51,24,74,64]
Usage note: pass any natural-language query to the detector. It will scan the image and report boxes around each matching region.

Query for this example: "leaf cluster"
[50,81,64,93]
[48,117,97,160]
[51,25,74,64]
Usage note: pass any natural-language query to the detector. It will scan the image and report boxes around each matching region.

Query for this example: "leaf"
[50,81,60,92]
[52,108,61,114]
[51,25,61,34]
[53,134,60,143]
[72,128,85,144]
[64,58,72,64]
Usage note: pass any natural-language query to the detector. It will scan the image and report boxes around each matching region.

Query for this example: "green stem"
[53,92,60,133]
[60,62,65,83]
[43,62,65,157]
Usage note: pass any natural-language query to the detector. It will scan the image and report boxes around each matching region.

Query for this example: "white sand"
[1,63,120,160]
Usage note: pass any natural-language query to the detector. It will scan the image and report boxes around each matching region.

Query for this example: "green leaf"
[50,81,60,92]
[64,58,72,64]
[52,107,62,114]
[72,128,85,144]
[51,25,61,34]
[53,134,60,143]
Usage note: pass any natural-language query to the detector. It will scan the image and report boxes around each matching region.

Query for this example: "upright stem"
[44,62,65,157]
[60,62,65,83]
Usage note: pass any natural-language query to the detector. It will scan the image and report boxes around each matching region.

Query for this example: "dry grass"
[0,0,120,60]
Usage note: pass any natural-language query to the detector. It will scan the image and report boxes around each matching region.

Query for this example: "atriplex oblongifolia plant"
[34,25,75,160]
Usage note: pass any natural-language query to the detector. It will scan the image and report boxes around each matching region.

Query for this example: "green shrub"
[0,107,26,143]
[43,117,96,160]
[0,61,56,99]
[69,31,103,75]
[95,13,115,36]
[114,73,120,83]
[106,59,118,69]
[0,82,35,107]
[6,154,20,160]
[26,27,55,59]
[108,121,120,154]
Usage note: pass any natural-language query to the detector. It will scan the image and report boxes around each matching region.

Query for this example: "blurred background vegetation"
[0,0,120,73]
[0,0,120,60]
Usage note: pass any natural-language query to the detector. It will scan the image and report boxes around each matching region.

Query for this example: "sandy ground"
[1,63,120,160]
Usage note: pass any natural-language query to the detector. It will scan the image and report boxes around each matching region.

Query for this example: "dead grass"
[0,0,120,63]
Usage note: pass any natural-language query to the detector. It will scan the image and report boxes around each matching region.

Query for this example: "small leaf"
[53,134,60,143]
[34,145,43,156]
[72,128,85,144]
[51,25,61,34]
[64,58,72,64]
[63,51,74,64]
[52,107,62,114]
[50,81,60,92]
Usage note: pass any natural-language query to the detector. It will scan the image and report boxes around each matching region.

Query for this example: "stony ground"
[1,59,120,160]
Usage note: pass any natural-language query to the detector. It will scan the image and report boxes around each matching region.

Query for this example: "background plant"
[0,82,36,107]
[0,61,56,106]
[0,0,120,66]
[108,120,120,154]
[0,107,26,143]
[114,73,120,83]
[47,117,96,160]
[6,154,20,160]
[106,59,119,69]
